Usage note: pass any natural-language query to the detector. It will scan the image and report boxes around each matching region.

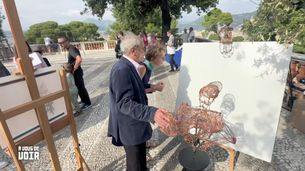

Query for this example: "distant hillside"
[231,11,256,28]
[177,11,256,31]
[178,16,204,31]
[83,18,114,32]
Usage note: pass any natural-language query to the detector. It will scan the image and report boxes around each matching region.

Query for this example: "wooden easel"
[0,0,89,170]
[0,70,90,171]
[219,144,238,171]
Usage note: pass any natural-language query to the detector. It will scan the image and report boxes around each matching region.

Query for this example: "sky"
[1,0,259,31]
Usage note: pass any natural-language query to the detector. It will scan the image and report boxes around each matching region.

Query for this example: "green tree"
[25,21,59,44]
[107,22,124,40]
[233,36,245,42]
[107,8,162,40]
[201,30,209,38]
[81,0,218,41]
[144,8,162,36]
[145,23,161,36]
[170,18,178,34]
[203,8,233,33]
[0,10,5,40]
[63,21,99,41]
[25,21,99,43]
[208,33,220,40]
[242,0,305,44]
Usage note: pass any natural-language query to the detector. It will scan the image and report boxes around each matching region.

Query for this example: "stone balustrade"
[29,40,117,55]
[0,40,117,60]
[70,40,116,51]
[0,46,14,61]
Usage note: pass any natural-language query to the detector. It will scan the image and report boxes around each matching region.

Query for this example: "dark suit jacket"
[108,57,157,146]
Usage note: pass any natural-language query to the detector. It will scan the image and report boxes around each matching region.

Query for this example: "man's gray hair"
[120,32,143,55]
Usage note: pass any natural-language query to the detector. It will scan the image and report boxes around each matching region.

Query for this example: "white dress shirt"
[123,55,141,77]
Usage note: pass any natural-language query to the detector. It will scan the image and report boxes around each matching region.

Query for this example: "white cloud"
[1,0,113,30]
[217,0,258,14]
[179,0,258,23]
[1,0,257,31]
[65,9,82,17]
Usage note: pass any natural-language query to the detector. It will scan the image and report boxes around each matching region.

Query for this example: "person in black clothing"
[0,61,10,77]
[115,31,124,59]
[57,36,91,109]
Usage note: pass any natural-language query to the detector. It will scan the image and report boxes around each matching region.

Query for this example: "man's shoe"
[81,104,92,110]
[169,70,175,72]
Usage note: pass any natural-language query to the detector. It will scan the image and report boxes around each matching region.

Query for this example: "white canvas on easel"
[0,67,67,148]
[177,42,292,162]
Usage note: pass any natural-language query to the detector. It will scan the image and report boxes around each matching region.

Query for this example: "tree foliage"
[232,36,245,42]
[203,8,233,33]
[82,0,218,41]
[109,7,162,35]
[242,0,305,44]
[145,23,161,37]
[0,10,5,40]
[208,33,220,40]
[63,21,99,42]
[25,21,99,44]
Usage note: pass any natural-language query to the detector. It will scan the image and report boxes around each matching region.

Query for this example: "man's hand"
[73,55,82,73]
[154,108,171,129]
[152,82,164,92]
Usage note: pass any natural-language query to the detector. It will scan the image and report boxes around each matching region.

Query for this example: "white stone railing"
[70,40,116,51]
[30,40,117,55]
[0,46,14,61]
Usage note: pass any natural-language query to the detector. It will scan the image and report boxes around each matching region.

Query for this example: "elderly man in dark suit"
[108,33,171,171]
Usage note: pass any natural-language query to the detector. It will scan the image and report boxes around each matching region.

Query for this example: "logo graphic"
[17,146,39,160]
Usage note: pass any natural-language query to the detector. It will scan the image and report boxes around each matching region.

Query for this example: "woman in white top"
[13,41,48,72]
[166,30,179,72]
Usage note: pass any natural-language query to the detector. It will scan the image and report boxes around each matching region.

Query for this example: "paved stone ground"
[1,51,305,171]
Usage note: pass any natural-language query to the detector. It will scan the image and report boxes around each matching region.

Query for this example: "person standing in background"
[147,33,158,49]
[44,37,53,53]
[138,46,165,94]
[57,36,91,110]
[33,46,51,67]
[181,28,188,43]
[13,41,48,72]
[138,46,167,149]
[188,27,195,42]
[63,63,81,114]
[115,31,124,59]
[166,30,178,72]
